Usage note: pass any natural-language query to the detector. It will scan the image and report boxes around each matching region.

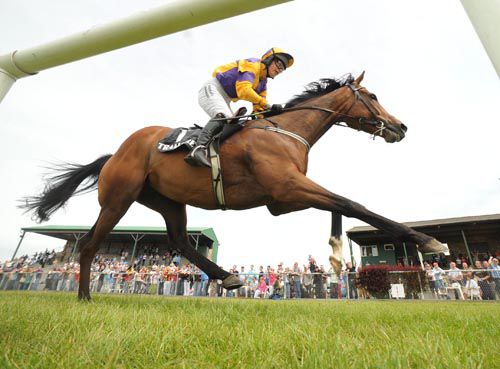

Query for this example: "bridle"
[278,83,389,139]
[345,83,387,138]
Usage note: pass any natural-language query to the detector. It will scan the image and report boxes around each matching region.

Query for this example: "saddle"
[156,107,247,153]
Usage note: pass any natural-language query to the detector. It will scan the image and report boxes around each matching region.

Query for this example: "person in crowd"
[447,261,464,300]
[18,267,30,290]
[345,261,358,299]
[291,262,302,299]
[150,265,160,295]
[328,266,339,299]
[179,264,191,296]
[283,267,291,299]
[301,265,313,298]
[198,269,209,297]
[308,258,320,298]
[267,267,276,296]
[424,262,438,297]
[432,261,447,299]
[314,264,326,299]
[216,278,224,297]
[474,260,495,300]
[254,275,268,299]
[172,252,181,267]
[489,257,500,299]
[246,265,258,298]
[30,267,44,291]
[238,265,246,297]
[258,265,265,282]
[463,272,481,300]
[269,275,284,300]
[190,266,201,297]
[207,278,218,297]
[162,264,171,295]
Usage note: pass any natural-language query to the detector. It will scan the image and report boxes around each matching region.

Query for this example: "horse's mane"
[285,74,354,108]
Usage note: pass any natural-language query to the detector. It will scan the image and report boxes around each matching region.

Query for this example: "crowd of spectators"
[1,249,499,301]
[423,257,500,300]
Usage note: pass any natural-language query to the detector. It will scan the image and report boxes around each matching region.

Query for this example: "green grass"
[0,292,498,369]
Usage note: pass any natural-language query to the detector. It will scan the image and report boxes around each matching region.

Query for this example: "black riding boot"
[184,114,226,168]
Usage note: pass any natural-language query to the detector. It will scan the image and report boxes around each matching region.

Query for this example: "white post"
[460,0,500,77]
[0,0,292,104]
[0,69,17,103]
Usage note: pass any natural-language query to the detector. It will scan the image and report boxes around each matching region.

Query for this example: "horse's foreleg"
[329,212,343,275]
[270,175,445,253]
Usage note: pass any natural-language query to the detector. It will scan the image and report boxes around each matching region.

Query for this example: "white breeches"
[198,78,234,118]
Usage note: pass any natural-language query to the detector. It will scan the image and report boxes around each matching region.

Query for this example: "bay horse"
[22,72,445,300]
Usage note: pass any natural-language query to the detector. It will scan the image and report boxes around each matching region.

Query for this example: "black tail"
[19,154,112,223]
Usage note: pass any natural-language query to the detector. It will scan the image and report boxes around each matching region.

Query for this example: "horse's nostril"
[401,123,408,133]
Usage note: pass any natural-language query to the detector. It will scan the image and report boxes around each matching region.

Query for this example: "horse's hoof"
[419,238,447,254]
[222,275,243,290]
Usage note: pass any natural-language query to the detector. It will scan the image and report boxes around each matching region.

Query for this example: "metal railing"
[0,270,498,301]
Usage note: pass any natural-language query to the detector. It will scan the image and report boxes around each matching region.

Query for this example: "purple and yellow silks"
[213,57,268,112]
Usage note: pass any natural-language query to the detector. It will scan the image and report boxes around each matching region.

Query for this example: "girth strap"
[208,142,227,210]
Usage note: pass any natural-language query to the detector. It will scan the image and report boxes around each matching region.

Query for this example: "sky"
[0,0,499,270]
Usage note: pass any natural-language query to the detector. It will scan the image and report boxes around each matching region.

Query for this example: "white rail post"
[0,0,293,104]
[460,0,500,77]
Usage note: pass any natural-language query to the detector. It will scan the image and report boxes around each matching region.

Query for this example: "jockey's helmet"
[261,48,294,70]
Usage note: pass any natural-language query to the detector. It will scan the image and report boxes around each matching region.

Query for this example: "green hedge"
[357,265,426,299]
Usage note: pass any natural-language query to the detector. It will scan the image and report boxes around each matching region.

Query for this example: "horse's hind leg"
[78,204,133,300]
[137,186,241,289]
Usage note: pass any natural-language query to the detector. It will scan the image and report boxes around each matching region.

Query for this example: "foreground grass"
[0,292,498,369]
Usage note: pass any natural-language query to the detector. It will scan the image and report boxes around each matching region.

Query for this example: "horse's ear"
[354,71,365,84]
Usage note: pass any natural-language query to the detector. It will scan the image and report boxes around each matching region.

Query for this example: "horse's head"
[342,72,407,143]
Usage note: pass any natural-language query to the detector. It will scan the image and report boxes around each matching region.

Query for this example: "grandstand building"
[18,225,219,263]
[347,214,500,266]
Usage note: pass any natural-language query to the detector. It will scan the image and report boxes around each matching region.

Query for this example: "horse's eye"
[369,93,378,101]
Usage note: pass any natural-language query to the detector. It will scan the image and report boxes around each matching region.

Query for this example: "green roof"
[21,225,219,247]
[22,225,211,233]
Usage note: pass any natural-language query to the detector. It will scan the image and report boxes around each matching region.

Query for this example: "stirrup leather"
[184,145,211,167]
[189,145,205,157]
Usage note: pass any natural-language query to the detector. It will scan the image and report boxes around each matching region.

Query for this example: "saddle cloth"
[157,127,200,152]
[156,106,248,153]
[156,120,244,153]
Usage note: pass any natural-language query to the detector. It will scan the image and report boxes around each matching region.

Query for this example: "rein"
[210,83,388,149]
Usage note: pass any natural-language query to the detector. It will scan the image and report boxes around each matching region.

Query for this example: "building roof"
[347,213,500,235]
[21,225,219,248]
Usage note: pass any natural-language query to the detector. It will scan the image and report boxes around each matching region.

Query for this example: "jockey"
[184,47,294,168]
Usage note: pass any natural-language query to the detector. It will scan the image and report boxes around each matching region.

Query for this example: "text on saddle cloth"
[157,127,200,152]
[156,122,245,153]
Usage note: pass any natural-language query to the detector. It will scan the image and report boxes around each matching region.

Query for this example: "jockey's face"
[268,59,286,79]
